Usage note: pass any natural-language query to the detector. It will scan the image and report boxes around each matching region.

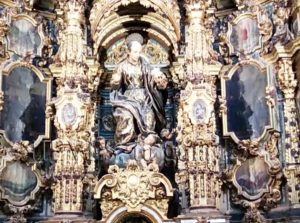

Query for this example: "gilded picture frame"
[221,60,275,143]
[0,62,52,147]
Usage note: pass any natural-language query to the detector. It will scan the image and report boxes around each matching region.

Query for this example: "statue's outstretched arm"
[110,66,123,90]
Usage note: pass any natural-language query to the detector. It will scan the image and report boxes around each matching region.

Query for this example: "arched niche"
[93,1,181,139]
[0,62,51,147]
[96,34,177,139]
[105,206,162,223]
[92,0,180,192]
[90,0,181,57]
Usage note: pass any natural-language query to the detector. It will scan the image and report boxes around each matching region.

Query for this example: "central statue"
[105,33,169,169]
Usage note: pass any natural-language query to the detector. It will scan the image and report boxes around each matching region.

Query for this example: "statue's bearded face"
[128,41,142,62]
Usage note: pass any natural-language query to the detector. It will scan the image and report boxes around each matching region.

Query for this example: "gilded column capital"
[184,0,214,23]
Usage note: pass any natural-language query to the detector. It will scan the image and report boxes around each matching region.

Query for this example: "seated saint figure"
[109,34,168,168]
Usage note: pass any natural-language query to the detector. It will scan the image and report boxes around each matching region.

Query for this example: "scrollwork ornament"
[256,6,274,55]
[176,81,220,210]
[94,160,173,220]
[5,204,33,223]
[10,141,33,162]
[223,131,282,221]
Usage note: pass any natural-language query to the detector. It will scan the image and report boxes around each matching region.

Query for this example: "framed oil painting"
[191,99,208,124]
[227,13,261,55]
[221,61,272,142]
[0,160,41,206]
[0,63,51,147]
[7,15,44,57]
[233,157,272,200]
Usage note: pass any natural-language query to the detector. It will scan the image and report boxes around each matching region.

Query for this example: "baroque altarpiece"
[0,0,300,222]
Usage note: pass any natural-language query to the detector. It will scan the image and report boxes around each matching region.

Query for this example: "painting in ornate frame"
[0,62,51,147]
[227,13,262,55]
[232,156,272,200]
[7,14,44,57]
[54,92,91,133]
[0,158,43,206]
[221,60,274,143]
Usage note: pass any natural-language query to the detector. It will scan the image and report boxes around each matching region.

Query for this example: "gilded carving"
[223,131,282,222]
[170,57,186,88]
[276,58,300,207]
[49,0,98,214]
[1,0,300,222]
[277,58,299,164]
[105,38,169,67]
[90,0,180,56]
[94,160,173,221]
[0,10,9,61]
[273,1,294,44]
[184,0,219,82]
[176,81,220,209]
